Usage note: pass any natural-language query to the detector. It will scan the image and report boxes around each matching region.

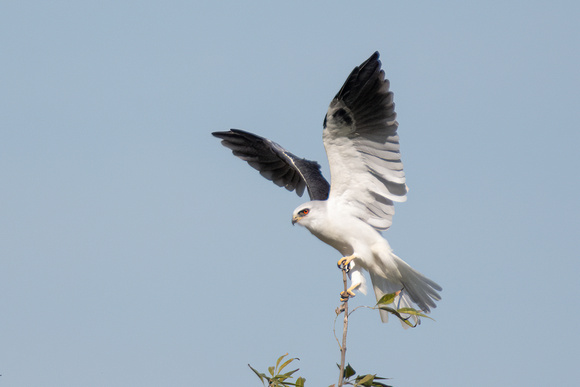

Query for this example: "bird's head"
[292,204,311,226]
[292,201,326,228]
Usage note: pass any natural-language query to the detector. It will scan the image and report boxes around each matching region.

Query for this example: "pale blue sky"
[1,1,579,386]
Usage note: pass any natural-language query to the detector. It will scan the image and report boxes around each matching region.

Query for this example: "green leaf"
[376,292,399,305]
[376,306,419,327]
[344,363,356,379]
[396,308,435,320]
[281,368,299,379]
[377,305,397,314]
[268,366,275,376]
[401,317,417,327]
[248,364,266,384]
[276,353,288,371]
[356,374,375,386]
[279,356,298,373]
[295,376,306,387]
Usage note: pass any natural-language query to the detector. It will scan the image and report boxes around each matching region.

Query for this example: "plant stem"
[338,267,349,387]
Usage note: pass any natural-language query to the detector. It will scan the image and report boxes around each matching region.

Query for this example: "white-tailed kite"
[213,52,441,325]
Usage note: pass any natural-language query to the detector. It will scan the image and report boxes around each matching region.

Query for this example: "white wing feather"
[323,52,406,230]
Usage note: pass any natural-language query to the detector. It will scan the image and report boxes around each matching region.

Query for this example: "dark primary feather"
[325,51,398,137]
[212,129,330,200]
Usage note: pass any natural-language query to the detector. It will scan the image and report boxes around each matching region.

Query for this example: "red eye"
[301,209,309,216]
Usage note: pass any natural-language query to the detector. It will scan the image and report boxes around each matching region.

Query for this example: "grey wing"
[212,129,330,200]
[322,51,406,230]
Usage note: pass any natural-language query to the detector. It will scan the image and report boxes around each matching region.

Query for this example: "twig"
[337,266,349,387]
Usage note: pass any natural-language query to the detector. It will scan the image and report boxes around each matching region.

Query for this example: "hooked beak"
[291,215,300,226]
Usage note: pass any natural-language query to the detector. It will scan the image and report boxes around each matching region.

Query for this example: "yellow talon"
[339,282,361,302]
[337,255,357,269]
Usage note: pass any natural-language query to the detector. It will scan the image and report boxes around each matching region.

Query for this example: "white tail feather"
[392,254,442,313]
[370,271,418,328]
[370,251,442,327]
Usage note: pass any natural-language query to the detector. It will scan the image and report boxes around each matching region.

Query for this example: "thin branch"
[337,266,349,387]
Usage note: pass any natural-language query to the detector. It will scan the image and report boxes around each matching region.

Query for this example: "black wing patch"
[212,129,330,201]
[324,51,397,137]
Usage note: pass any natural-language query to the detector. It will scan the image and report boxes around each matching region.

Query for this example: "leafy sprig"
[249,353,305,387]
[375,292,434,328]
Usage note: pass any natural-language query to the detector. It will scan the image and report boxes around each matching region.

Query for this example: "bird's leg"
[337,255,357,271]
[340,282,361,302]
[338,255,360,301]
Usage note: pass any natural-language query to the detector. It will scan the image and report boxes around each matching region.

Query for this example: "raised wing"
[212,129,330,200]
[322,52,406,230]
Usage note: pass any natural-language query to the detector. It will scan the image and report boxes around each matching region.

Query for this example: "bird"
[212,52,441,326]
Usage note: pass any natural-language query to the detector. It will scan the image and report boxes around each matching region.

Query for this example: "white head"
[291,201,326,229]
